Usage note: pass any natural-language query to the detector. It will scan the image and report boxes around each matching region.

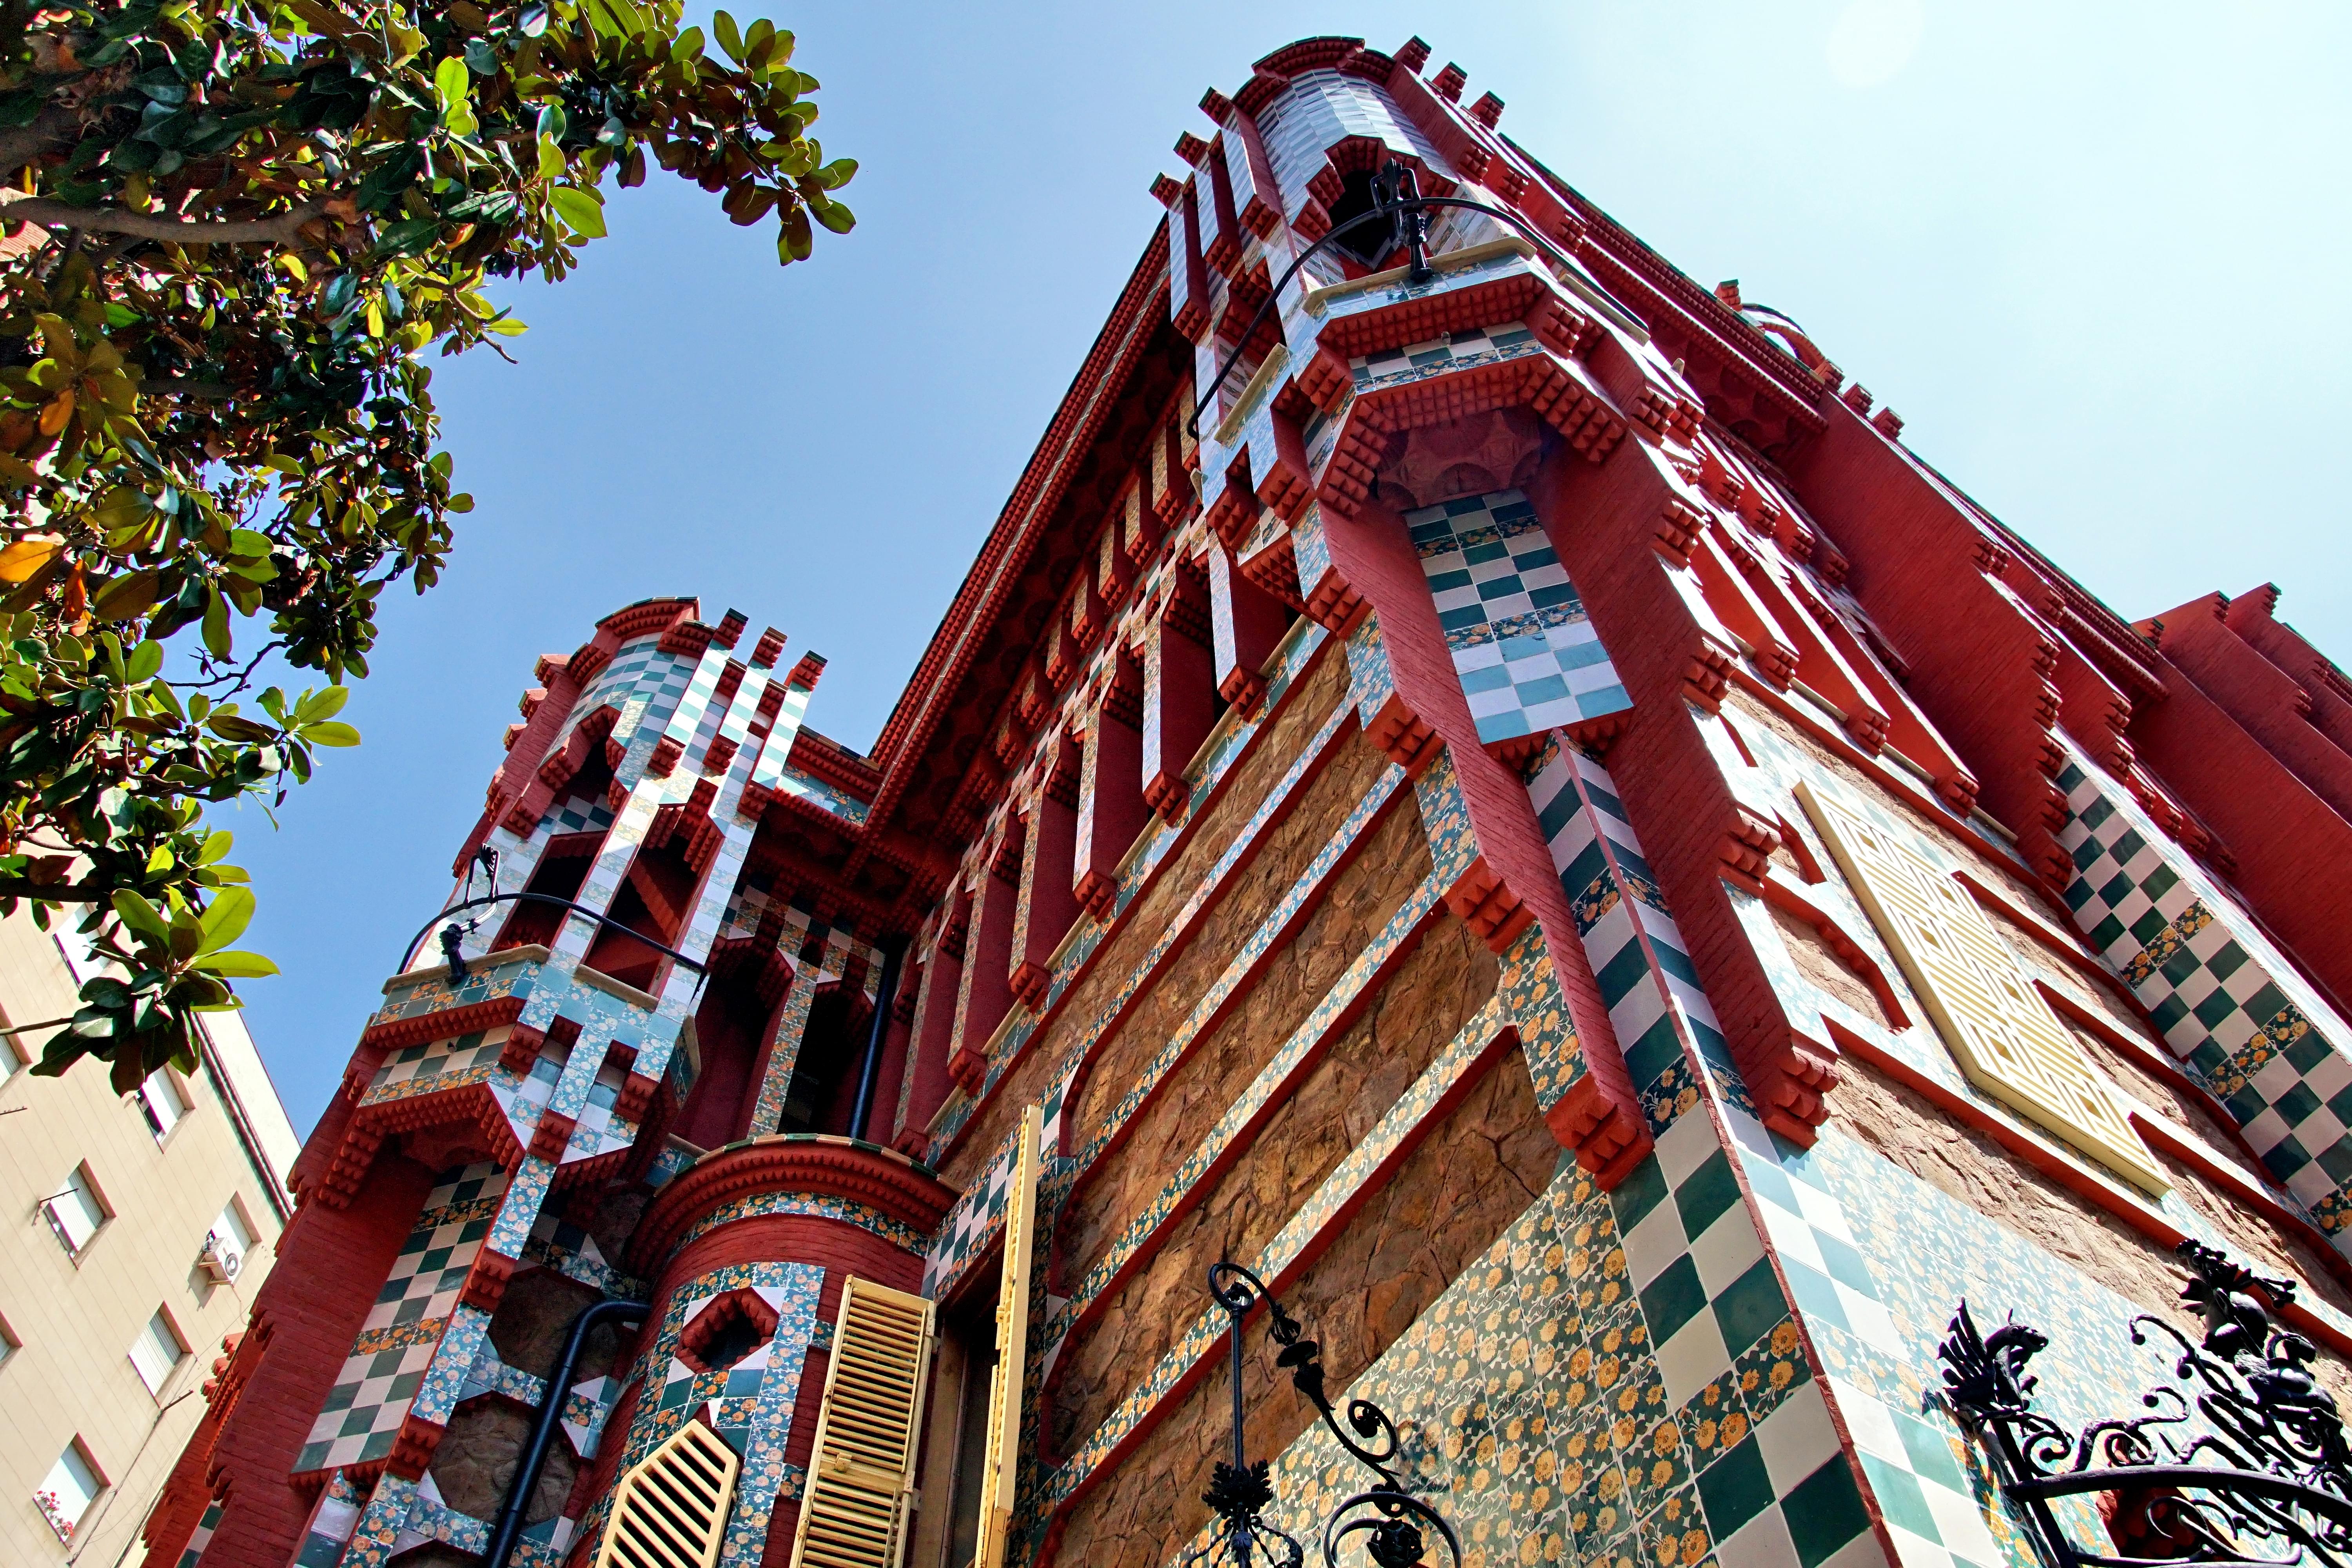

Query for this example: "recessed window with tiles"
[128,1308,187,1399]
[41,1164,108,1259]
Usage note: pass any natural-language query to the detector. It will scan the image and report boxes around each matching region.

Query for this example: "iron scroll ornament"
[1938,1239,2352,1568]
[1181,1261,1463,1568]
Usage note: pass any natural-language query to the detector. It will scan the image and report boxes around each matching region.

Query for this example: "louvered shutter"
[787,1277,936,1568]
[975,1106,1043,1568]
[1796,782,2167,1194]
[595,1418,740,1568]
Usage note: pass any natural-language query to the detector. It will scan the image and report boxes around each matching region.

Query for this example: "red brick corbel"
[1441,855,1535,952]
[528,1109,578,1163]
[1718,804,1781,895]
[644,734,683,779]
[456,1249,516,1314]
[386,1414,445,1481]
[1362,689,1439,775]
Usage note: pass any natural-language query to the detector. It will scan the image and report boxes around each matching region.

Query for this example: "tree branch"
[0,107,77,182]
[0,195,332,247]
[0,878,114,902]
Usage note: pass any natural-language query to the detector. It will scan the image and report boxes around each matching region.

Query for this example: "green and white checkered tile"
[288,1472,368,1567]
[1411,488,1632,746]
[1523,736,1884,1568]
[174,1500,223,1568]
[293,1164,507,1473]
[2055,743,2352,1247]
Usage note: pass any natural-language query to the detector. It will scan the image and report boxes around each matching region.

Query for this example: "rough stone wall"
[1765,902,1892,1028]
[1050,909,1495,1457]
[1826,1057,2352,1407]
[1057,793,1435,1284]
[940,645,1356,1189]
[1052,1051,1556,1568]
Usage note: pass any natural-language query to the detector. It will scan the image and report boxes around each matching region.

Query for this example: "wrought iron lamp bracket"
[1938,1239,2352,1568]
[1185,1261,1461,1568]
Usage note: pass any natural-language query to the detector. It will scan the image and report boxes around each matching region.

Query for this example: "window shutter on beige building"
[974,1105,1043,1568]
[1795,782,2168,1195]
[595,1418,742,1568]
[787,1277,937,1568]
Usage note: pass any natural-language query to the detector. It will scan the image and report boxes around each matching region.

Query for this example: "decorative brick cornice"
[360,994,526,1053]
[624,1136,955,1274]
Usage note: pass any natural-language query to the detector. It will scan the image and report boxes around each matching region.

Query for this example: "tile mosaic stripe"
[1048,872,1465,1352]
[1034,990,1520,1516]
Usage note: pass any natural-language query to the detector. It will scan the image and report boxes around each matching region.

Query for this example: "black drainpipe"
[484,1298,649,1568]
[846,936,906,1142]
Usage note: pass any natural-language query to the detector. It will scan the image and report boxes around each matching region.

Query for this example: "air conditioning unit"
[198,1234,243,1284]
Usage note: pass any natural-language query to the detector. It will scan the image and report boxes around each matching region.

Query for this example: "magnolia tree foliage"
[0,0,853,1089]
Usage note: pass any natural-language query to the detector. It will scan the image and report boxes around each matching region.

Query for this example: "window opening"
[136,1069,189,1141]
[36,1441,102,1544]
[43,1165,107,1257]
[129,1308,187,1397]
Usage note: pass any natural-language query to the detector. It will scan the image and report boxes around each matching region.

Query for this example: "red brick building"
[145,34,2352,1568]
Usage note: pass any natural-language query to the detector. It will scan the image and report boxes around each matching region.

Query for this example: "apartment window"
[34,1440,102,1544]
[128,1308,187,1398]
[0,1312,19,1367]
[42,1165,109,1259]
[53,926,103,985]
[201,1200,256,1284]
[0,1021,21,1080]
[136,1070,190,1142]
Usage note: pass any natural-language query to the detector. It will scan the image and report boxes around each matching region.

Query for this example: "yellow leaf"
[0,536,63,582]
[38,390,74,435]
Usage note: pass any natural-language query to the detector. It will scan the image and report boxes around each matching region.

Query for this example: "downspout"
[846,936,906,1142]
[483,1298,649,1568]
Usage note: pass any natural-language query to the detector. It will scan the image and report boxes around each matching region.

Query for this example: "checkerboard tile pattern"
[1353,321,1542,393]
[1412,489,1632,747]
[2054,745,2352,1250]
[288,1472,369,1567]
[175,1500,223,1568]
[294,1165,508,1473]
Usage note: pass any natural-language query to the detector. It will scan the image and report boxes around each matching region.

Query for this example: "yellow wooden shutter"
[595,1418,741,1568]
[1794,782,2167,1194]
[787,1277,936,1568]
[975,1106,1043,1568]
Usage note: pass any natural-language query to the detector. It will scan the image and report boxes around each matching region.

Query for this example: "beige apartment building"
[0,909,299,1567]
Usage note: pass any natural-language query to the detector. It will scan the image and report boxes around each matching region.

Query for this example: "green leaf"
[125,640,164,682]
[200,586,231,658]
[550,186,607,239]
[436,55,470,108]
[113,890,169,942]
[91,570,162,623]
[811,196,854,234]
[192,950,278,978]
[713,10,745,63]
[300,721,362,748]
[196,829,234,866]
[294,686,350,723]
[196,888,254,955]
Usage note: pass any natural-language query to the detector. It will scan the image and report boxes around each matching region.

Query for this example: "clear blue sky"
[222,0,2352,1132]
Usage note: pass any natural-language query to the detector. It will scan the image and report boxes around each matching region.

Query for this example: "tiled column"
[1010,732,1081,1009]
[1073,660,1148,917]
[893,893,966,1153]
[1141,574,1218,822]
[949,846,1021,1091]
[1207,539,1291,719]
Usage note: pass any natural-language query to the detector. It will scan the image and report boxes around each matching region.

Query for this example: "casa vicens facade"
[144,34,2352,1568]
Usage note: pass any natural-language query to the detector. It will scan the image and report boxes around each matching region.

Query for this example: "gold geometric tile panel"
[1795,782,2168,1195]
[976,1105,1043,1568]
[595,1416,742,1568]
[787,1276,938,1568]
